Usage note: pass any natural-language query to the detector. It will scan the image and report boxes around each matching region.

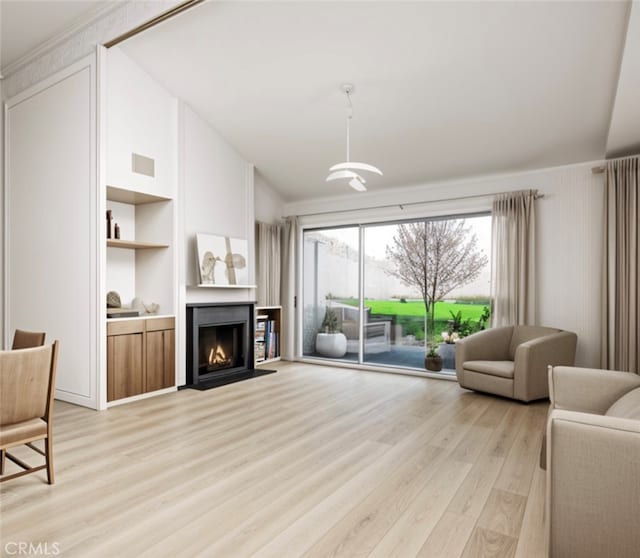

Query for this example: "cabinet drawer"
[146,317,175,332]
[107,319,145,336]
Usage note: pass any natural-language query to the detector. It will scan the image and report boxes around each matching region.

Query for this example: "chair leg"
[45,437,54,485]
[1,449,5,475]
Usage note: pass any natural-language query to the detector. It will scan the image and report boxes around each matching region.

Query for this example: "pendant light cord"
[345,89,353,161]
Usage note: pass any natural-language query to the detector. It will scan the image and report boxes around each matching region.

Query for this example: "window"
[302,214,491,373]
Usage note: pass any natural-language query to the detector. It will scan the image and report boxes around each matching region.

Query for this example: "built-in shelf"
[194,284,257,289]
[107,185,172,205]
[107,239,169,249]
[255,306,281,365]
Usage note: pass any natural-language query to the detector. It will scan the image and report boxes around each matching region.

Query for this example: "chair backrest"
[12,329,46,350]
[509,325,562,359]
[0,341,59,426]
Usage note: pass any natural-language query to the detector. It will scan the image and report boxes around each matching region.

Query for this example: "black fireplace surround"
[186,302,255,387]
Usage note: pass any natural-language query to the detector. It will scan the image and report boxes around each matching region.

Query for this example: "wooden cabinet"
[145,319,175,393]
[107,317,175,402]
[107,329,144,401]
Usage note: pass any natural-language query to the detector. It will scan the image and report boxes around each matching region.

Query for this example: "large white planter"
[316,332,347,358]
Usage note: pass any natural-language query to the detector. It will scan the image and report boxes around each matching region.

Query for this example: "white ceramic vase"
[315,332,347,358]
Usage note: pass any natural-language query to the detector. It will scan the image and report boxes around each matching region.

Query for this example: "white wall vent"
[131,153,155,177]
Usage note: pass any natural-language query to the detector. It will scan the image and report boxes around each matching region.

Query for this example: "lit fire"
[209,345,231,367]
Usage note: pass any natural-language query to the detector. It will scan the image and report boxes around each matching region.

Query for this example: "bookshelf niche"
[255,306,281,365]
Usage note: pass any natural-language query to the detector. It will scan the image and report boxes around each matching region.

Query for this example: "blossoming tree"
[385,220,488,335]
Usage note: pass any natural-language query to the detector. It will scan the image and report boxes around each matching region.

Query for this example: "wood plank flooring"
[0,362,548,558]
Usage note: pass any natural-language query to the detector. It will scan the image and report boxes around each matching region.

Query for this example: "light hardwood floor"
[0,362,548,558]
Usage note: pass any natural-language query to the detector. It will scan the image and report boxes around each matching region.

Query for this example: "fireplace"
[186,302,255,387]
[199,322,244,372]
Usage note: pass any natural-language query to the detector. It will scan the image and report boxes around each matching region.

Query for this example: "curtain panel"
[255,221,282,307]
[601,157,639,373]
[280,216,299,360]
[491,189,537,327]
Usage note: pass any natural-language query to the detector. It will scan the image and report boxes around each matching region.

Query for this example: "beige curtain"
[280,216,298,360]
[255,221,282,307]
[491,189,537,327]
[601,157,639,373]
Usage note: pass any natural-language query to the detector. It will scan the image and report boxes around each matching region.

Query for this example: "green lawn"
[338,299,488,321]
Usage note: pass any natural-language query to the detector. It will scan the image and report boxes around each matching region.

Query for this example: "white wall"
[5,56,98,407]
[177,102,255,384]
[0,79,5,347]
[288,162,604,368]
[106,46,176,198]
[254,171,284,224]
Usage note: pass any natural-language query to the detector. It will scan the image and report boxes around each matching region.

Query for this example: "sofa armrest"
[549,366,640,415]
[546,409,640,558]
[513,331,577,401]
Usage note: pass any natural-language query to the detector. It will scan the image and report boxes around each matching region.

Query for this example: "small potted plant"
[438,330,459,370]
[315,294,347,358]
[425,344,443,372]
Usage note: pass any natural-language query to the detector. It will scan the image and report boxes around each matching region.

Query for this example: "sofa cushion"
[605,387,640,421]
[463,360,515,379]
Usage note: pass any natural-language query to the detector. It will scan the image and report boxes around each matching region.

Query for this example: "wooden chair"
[0,341,59,484]
[12,329,46,349]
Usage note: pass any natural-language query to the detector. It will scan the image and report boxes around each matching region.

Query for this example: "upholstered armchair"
[546,366,640,558]
[455,325,577,401]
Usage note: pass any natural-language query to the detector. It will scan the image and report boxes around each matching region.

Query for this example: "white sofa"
[546,365,640,558]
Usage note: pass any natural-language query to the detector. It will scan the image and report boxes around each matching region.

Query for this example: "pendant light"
[326,83,382,192]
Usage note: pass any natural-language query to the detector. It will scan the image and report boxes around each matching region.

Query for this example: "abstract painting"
[196,233,248,285]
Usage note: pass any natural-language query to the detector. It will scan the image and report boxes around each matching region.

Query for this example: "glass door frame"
[297,210,491,375]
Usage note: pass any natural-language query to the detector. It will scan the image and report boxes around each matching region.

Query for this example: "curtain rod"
[103,0,204,48]
[591,153,640,174]
[295,189,543,218]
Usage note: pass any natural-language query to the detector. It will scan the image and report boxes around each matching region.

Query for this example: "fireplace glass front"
[198,322,245,375]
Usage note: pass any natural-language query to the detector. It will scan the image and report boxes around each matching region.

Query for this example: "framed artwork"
[196,233,248,285]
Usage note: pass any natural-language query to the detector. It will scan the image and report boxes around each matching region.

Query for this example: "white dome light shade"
[349,177,367,192]
[326,170,365,182]
[329,161,382,175]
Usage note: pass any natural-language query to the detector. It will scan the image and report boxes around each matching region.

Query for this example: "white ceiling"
[119,1,634,202]
[0,0,120,72]
[607,1,640,158]
[1,1,637,202]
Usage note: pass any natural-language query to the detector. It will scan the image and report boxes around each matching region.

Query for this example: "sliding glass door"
[362,223,427,368]
[302,214,491,374]
[302,227,360,362]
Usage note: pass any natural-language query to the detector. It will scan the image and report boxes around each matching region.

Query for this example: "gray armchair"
[546,366,640,558]
[455,325,577,401]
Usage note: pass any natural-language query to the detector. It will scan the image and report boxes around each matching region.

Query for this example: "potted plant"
[425,344,443,372]
[315,295,347,358]
[439,310,470,369]
[438,330,459,370]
